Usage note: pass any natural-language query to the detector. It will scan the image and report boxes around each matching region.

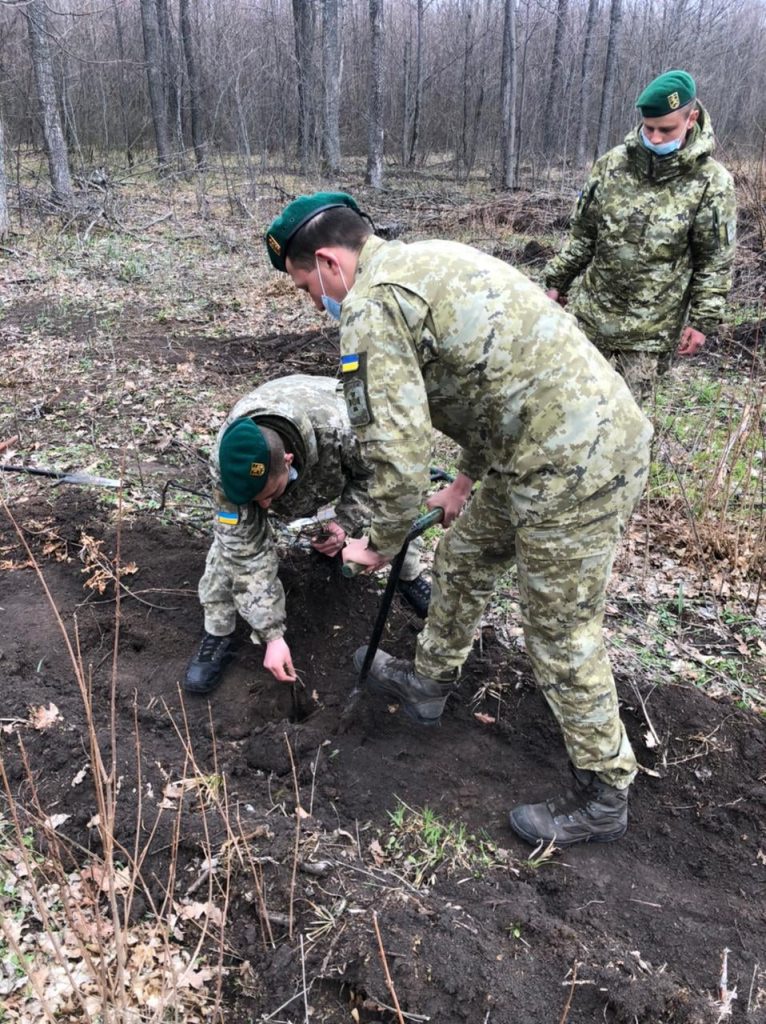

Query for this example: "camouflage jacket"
[544,106,736,354]
[339,236,652,557]
[208,374,372,642]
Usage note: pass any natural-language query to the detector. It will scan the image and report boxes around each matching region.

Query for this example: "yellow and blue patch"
[216,509,240,527]
[341,353,360,373]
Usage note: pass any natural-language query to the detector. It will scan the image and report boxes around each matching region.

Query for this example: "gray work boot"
[353,647,456,726]
[184,632,237,695]
[509,768,629,847]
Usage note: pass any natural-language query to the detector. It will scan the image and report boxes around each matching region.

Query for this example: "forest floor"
[0,162,765,1023]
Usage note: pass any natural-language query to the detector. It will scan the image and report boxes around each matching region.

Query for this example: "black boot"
[184,632,237,695]
[396,573,431,618]
[509,769,629,847]
[353,646,456,725]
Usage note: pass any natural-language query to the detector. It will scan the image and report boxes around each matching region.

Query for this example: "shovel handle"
[341,508,444,578]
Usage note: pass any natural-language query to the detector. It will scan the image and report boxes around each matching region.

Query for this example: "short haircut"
[287,207,372,269]
[259,426,287,486]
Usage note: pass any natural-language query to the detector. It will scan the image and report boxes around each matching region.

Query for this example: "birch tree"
[500,0,518,188]
[321,0,342,176]
[365,0,384,187]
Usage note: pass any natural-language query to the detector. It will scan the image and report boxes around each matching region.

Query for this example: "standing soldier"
[184,374,430,694]
[544,69,736,402]
[265,193,653,847]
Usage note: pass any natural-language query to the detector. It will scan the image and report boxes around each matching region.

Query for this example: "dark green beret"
[636,70,696,117]
[219,418,271,504]
[265,191,362,272]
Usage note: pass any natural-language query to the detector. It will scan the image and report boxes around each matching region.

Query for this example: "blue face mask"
[640,128,683,157]
[321,295,342,321]
[287,465,299,483]
[316,261,348,321]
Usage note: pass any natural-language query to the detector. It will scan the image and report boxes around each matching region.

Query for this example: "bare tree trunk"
[113,1,134,167]
[293,0,316,173]
[24,0,73,202]
[180,0,206,168]
[140,0,171,171]
[321,0,342,177]
[595,0,623,158]
[501,0,518,189]
[156,0,182,158]
[407,0,424,167]
[575,0,599,167]
[0,112,9,238]
[365,0,384,187]
[543,0,569,155]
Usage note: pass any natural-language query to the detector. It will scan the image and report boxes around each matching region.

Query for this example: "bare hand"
[310,520,346,557]
[342,535,389,574]
[263,637,297,682]
[546,288,567,308]
[426,473,473,527]
[678,326,706,356]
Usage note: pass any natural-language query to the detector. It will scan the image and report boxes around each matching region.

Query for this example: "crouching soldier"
[184,374,430,694]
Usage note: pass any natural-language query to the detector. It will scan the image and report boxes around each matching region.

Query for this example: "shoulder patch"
[341,351,372,427]
[217,509,240,526]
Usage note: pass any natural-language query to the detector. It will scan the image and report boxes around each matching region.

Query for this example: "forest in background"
[1,0,766,213]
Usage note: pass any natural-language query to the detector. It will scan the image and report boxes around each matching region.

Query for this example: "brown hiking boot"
[353,647,456,726]
[509,769,629,847]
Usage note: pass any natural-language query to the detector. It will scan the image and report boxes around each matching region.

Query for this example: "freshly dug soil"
[1,490,764,1023]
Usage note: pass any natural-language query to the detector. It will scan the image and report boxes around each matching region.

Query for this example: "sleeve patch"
[217,509,240,526]
[342,351,373,427]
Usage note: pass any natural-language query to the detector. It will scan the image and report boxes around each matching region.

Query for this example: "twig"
[284,733,302,942]
[373,911,406,1024]
[558,961,579,1024]
[300,934,310,1024]
[746,962,759,1013]
[628,678,661,748]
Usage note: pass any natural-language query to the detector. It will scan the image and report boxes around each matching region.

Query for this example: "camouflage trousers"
[605,350,673,406]
[415,457,649,788]
[200,541,422,641]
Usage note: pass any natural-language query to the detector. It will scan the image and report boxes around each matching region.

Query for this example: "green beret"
[636,70,696,117]
[265,191,362,272]
[219,418,271,504]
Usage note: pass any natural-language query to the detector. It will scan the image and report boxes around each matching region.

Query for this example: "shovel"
[337,507,444,731]
[0,464,122,488]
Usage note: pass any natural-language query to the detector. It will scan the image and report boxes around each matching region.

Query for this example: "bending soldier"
[185,374,430,694]
[266,193,653,848]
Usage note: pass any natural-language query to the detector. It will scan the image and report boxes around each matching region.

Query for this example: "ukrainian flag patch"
[341,353,360,373]
[217,509,239,527]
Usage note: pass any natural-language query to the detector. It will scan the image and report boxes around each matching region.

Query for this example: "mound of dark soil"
[1,491,764,1023]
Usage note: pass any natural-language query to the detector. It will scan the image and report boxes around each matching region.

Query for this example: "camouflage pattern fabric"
[416,466,646,787]
[607,350,672,405]
[339,238,652,785]
[199,374,421,645]
[544,105,736,356]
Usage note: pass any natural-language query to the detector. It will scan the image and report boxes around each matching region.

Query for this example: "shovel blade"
[59,473,122,488]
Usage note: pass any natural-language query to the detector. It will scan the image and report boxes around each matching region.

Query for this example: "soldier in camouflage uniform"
[265,193,653,847]
[544,70,736,402]
[184,374,429,694]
